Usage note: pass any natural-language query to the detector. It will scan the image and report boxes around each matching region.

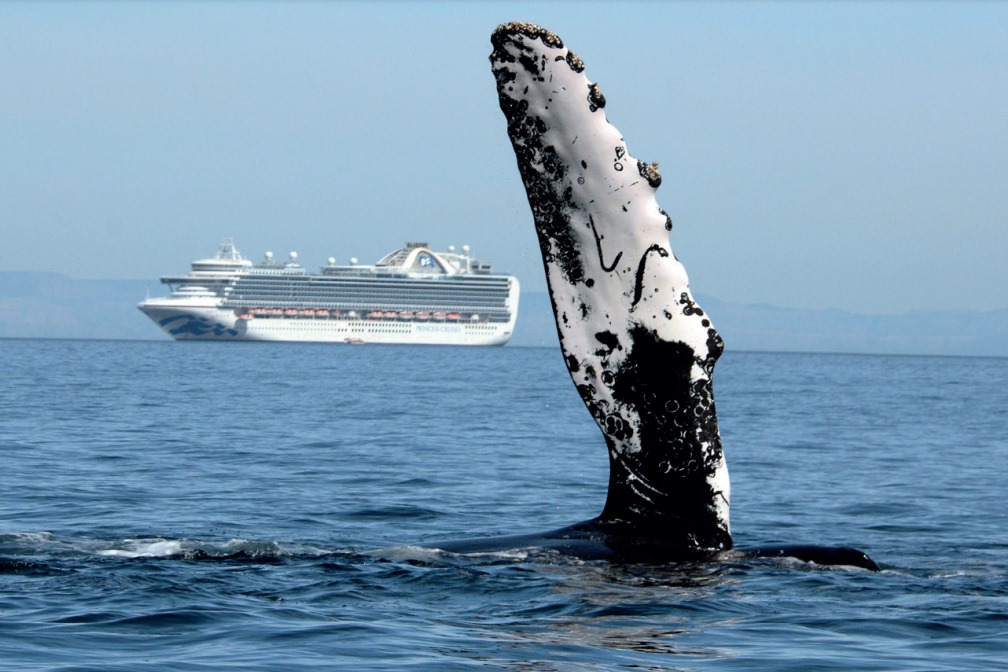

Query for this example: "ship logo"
[159,314,239,338]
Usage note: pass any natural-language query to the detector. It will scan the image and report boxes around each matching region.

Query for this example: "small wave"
[370,543,590,567]
[344,505,443,521]
[110,610,219,628]
[0,557,54,574]
[0,531,56,546]
[95,537,297,562]
[369,544,458,565]
[97,539,185,558]
[1,531,362,567]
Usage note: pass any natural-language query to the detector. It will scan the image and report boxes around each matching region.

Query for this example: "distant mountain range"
[2,271,1005,357]
[0,272,156,341]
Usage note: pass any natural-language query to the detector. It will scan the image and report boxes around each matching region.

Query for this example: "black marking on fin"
[631,244,669,307]
[589,215,623,273]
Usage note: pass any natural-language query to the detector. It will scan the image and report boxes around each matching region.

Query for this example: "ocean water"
[1,338,1005,671]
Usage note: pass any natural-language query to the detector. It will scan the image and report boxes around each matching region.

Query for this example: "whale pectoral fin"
[481,22,878,570]
[490,22,730,553]
[735,545,880,571]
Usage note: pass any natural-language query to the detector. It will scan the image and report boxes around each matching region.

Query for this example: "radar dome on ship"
[289,252,298,261]
[265,251,274,261]
[328,257,336,265]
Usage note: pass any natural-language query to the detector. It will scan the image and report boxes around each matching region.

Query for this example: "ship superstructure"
[138,239,520,345]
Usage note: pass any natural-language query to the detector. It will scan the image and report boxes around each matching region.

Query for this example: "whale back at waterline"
[489,22,730,552]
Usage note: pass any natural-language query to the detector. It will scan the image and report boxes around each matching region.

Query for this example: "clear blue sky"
[2,1,1005,314]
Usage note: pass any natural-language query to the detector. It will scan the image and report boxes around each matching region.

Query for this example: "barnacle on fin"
[588,83,606,112]
[638,161,661,188]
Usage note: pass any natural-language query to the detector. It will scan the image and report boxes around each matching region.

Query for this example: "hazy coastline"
[2,271,1005,357]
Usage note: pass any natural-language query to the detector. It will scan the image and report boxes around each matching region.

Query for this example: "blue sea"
[1,339,1006,671]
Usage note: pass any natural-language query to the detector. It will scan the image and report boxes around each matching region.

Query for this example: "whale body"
[432,23,878,572]
[489,21,730,553]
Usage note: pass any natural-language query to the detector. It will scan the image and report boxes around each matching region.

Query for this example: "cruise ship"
[138,239,520,345]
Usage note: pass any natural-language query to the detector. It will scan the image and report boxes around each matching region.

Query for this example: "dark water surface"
[2,339,1006,670]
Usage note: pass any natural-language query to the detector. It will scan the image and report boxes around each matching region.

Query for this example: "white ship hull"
[139,303,516,346]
